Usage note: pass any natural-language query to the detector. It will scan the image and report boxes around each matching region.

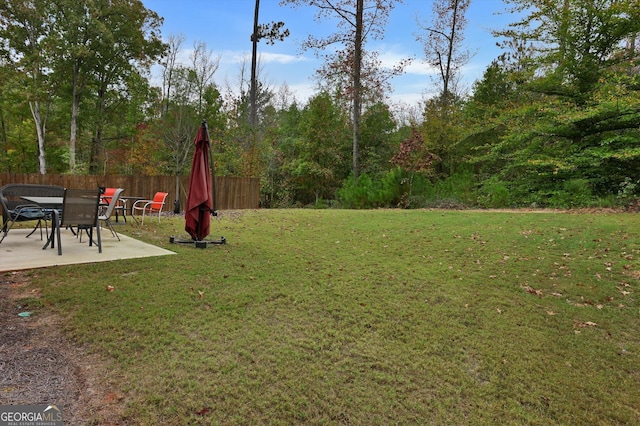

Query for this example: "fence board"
[0,174,259,210]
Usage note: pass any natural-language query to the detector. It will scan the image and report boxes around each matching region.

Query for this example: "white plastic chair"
[131,192,168,225]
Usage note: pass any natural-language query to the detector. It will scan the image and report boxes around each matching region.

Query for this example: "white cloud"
[376,48,437,76]
[223,50,310,66]
[261,52,311,65]
[281,81,316,105]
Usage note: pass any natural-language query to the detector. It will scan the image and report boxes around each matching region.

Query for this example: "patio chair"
[55,188,102,255]
[0,183,65,244]
[101,187,127,223]
[131,192,168,225]
[99,188,124,241]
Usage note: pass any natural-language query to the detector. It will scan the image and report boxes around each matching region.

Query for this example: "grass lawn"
[22,209,640,424]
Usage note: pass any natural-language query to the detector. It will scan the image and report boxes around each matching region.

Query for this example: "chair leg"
[25,220,42,239]
[105,218,120,241]
[95,220,102,253]
[0,219,18,244]
[55,211,62,255]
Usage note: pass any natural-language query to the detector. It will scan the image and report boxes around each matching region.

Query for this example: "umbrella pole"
[204,120,218,217]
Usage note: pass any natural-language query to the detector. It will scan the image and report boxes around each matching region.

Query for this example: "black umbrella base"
[169,236,226,248]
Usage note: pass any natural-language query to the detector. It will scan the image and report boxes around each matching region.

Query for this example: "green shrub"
[337,173,380,209]
[477,176,511,208]
[548,179,593,208]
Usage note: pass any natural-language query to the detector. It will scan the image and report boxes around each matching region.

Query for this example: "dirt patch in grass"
[0,271,125,425]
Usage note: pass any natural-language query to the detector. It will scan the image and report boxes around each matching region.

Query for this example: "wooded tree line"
[0,0,638,208]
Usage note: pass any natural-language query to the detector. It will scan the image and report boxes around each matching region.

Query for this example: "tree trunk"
[443,0,460,105]
[29,100,47,174]
[352,0,364,180]
[69,60,80,171]
[250,0,260,127]
[90,87,106,174]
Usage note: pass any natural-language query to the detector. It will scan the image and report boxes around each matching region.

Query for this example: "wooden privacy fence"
[0,174,259,210]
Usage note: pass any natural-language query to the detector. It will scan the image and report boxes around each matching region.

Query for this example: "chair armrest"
[132,199,152,210]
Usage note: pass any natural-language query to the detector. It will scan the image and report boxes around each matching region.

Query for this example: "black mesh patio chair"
[54,188,102,255]
[0,183,64,244]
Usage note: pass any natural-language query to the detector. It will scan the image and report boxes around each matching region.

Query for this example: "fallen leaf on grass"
[105,285,115,292]
[523,285,543,297]
[496,308,502,314]
[575,320,598,328]
[198,290,204,298]
[547,310,555,315]
[195,407,211,416]
[105,392,123,403]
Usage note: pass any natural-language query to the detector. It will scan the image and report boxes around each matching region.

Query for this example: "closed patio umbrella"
[185,121,214,241]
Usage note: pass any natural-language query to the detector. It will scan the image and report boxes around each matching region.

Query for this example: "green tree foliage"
[465,0,640,206]
[0,0,55,173]
[0,0,165,174]
[359,102,398,175]
[284,92,350,205]
[82,0,165,173]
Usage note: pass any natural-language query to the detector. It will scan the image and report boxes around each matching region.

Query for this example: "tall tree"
[190,41,220,115]
[49,0,93,172]
[0,0,55,173]
[280,0,404,179]
[161,33,186,116]
[286,91,350,204]
[416,0,471,105]
[415,0,471,175]
[84,0,165,173]
[250,0,289,127]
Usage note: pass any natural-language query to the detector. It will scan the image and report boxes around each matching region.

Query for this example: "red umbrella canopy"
[185,122,214,240]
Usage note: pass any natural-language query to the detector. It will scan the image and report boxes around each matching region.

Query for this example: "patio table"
[21,195,106,253]
[20,196,63,250]
[20,196,63,209]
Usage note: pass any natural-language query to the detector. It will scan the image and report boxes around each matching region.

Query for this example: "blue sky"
[141,0,515,109]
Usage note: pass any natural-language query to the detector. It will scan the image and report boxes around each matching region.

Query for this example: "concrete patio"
[0,226,175,272]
